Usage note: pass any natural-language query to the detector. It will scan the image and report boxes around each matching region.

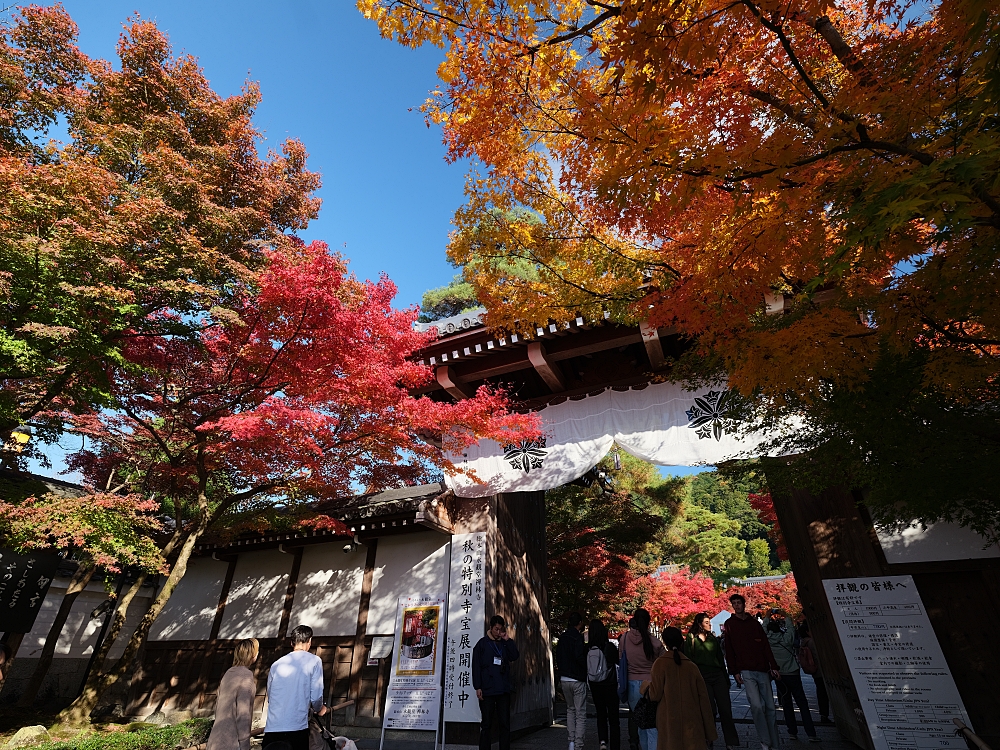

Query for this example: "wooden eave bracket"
[527,341,567,392]
[436,365,475,400]
[639,320,666,369]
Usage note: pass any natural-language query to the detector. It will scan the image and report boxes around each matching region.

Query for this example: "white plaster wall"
[218,549,293,639]
[148,556,229,641]
[19,579,154,659]
[288,543,365,636]
[877,521,1000,564]
[367,532,449,635]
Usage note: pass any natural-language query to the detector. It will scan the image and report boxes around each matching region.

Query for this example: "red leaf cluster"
[748,492,788,560]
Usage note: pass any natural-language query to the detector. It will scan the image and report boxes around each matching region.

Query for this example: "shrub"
[35,719,212,750]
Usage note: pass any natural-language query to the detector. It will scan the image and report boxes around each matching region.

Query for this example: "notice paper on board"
[823,575,972,750]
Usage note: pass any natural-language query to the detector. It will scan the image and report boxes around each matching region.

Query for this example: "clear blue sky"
[23,1,706,480]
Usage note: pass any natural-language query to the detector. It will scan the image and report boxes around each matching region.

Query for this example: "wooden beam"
[209,556,238,641]
[639,321,666,369]
[277,546,304,640]
[347,540,379,724]
[435,366,474,400]
[527,342,566,392]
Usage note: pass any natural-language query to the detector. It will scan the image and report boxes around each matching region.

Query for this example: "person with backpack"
[684,613,740,749]
[620,608,664,750]
[588,619,621,750]
[765,610,818,742]
[556,612,588,750]
[797,621,830,724]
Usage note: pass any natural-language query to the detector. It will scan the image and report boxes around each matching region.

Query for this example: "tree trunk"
[16,563,97,708]
[52,571,147,728]
[53,523,206,728]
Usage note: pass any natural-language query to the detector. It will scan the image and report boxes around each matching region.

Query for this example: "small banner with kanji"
[0,547,59,633]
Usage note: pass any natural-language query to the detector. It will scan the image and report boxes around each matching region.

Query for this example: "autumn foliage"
[0,6,320,447]
[748,492,788,560]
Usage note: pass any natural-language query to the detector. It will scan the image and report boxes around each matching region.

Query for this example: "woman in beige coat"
[207,638,259,750]
[643,627,718,750]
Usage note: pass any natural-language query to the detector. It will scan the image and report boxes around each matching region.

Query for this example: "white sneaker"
[601,743,608,750]
[569,743,575,750]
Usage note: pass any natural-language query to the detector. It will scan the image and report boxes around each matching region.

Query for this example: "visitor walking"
[557,612,588,750]
[643,627,717,750]
[767,610,819,742]
[472,614,519,750]
[684,613,740,748]
[797,621,830,724]
[263,626,326,750]
[587,619,621,750]
[207,638,259,750]
[620,608,664,750]
[620,618,641,750]
[724,594,781,750]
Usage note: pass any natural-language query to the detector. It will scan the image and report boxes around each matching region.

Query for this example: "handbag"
[632,686,658,730]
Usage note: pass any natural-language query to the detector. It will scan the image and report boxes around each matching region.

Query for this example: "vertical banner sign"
[824,575,972,750]
[444,531,486,722]
[0,547,58,633]
[383,593,446,730]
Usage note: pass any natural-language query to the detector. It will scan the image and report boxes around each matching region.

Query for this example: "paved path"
[347,674,858,750]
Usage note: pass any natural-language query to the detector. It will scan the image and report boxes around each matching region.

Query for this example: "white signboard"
[824,575,973,750]
[382,593,446,730]
[444,531,487,722]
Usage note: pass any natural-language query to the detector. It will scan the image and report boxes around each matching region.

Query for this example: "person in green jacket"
[684,613,739,749]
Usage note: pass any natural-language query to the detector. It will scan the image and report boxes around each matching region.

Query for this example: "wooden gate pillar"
[769,484,881,750]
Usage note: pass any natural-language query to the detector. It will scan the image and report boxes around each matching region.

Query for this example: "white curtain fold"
[444,381,772,498]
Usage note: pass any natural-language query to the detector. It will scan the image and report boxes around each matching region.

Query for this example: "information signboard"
[382,593,446,731]
[443,531,486,723]
[0,547,58,634]
[823,575,972,750]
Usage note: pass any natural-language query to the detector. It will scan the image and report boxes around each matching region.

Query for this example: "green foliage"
[35,719,212,750]
[656,503,746,575]
[418,275,481,322]
[746,538,772,577]
[688,471,767,543]
[757,349,1000,544]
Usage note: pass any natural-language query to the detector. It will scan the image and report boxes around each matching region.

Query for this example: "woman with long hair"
[208,638,260,750]
[684,613,740,748]
[588,619,621,750]
[643,627,717,750]
[620,608,664,750]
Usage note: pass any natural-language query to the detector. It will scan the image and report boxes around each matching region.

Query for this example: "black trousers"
[591,681,621,750]
[701,669,740,747]
[480,693,512,750]
[627,710,640,750]
[813,670,830,719]
[777,672,816,737]
[262,729,310,750]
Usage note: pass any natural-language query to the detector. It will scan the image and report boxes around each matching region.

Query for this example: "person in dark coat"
[207,638,259,750]
[588,619,621,750]
[557,612,588,750]
[472,615,519,750]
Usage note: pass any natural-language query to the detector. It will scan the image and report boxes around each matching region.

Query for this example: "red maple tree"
[56,239,538,725]
[748,492,788,560]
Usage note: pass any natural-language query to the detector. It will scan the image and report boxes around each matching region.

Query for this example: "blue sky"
[21,1,706,480]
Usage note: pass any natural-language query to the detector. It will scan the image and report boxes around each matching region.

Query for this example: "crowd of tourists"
[554,593,829,750]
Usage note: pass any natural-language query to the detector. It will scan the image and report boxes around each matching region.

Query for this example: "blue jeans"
[627,680,658,750]
[741,670,780,748]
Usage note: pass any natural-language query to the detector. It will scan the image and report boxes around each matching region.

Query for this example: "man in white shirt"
[263,625,327,750]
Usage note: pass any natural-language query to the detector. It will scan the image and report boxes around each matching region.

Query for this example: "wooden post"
[347,540,378,725]
[277,547,304,641]
[209,557,238,641]
[769,484,882,750]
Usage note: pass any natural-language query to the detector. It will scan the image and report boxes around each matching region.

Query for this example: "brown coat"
[644,652,718,750]
[207,665,256,750]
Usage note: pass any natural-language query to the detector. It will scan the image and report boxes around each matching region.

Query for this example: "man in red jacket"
[724,593,781,750]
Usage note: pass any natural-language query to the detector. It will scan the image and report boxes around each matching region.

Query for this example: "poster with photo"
[382,593,446,731]
[396,603,441,676]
